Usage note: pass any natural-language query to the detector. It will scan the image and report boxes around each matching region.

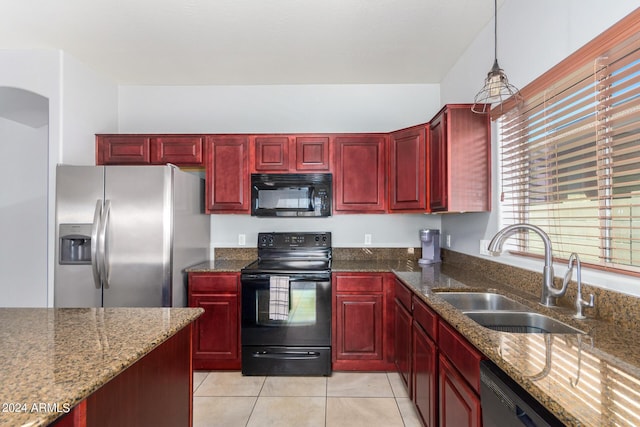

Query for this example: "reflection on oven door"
[256,282,317,326]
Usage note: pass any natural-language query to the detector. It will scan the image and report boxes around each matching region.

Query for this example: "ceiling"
[0,0,501,85]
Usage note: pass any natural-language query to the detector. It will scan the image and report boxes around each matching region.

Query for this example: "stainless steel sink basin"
[463,311,585,334]
[434,292,529,311]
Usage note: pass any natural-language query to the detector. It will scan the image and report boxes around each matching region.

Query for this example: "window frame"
[494,8,640,276]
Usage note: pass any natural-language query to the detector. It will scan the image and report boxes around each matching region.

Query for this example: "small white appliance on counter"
[54,164,210,308]
[419,229,441,265]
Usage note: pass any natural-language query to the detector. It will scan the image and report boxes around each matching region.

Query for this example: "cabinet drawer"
[335,274,384,293]
[413,296,437,340]
[438,321,484,393]
[189,273,239,293]
[394,279,413,311]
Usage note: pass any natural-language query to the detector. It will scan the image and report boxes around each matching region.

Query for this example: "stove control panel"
[257,232,331,249]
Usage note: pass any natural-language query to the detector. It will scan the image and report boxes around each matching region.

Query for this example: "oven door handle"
[251,351,322,360]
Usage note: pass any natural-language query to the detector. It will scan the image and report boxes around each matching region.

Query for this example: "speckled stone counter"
[394,264,640,427]
[0,307,203,427]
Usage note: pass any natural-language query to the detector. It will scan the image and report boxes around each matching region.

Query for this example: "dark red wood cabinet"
[295,136,331,171]
[96,135,151,165]
[388,124,428,212]
[412,297,439,427]
[428,104,491,212]
[253,135,291,171]
[333,135,387,213]
[205,135,250,213]
[96,134,204,167]
[251,135,331,173]
[188,272,241,370]
[150,135,204,166]
[332,273,395,370]
[439,354,482,427]
[393,279,485,427]
[394,279,413,392]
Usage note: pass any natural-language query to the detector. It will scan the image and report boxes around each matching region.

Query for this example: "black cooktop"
[241,232,332,276]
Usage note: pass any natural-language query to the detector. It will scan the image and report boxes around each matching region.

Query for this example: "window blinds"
[499,32,640,273]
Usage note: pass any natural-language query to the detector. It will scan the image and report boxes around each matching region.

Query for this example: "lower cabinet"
[394,280,484,427]
[332,273,395,370]
[413,297,438,427]
[188,272,241,370]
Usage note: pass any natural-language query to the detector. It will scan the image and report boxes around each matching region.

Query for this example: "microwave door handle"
[309,187,315,211]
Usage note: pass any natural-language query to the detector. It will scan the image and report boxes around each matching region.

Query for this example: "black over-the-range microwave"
[251,173,332,217]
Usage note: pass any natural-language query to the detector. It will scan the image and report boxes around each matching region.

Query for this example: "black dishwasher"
[480,360,564,427]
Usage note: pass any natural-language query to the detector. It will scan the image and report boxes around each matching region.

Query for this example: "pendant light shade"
[472,0,521,114]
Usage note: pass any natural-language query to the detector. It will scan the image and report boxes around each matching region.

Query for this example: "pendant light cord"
[493,0,498,62]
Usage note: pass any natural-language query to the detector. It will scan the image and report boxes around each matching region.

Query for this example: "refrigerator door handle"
[91,200,103,289]
[100,200,112,288]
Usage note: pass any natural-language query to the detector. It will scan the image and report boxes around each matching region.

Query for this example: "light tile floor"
[193,371,422,427]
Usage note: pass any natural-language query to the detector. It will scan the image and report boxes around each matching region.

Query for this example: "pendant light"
[472,0,521,114]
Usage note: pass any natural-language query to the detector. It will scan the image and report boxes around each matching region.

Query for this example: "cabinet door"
[97,135,151,165]
[389,125,427,212]
[191,293,239,369]
[438,354,482,427]
[150,135,204,166]
[205,136,249,213]
[334,135,386,212]
[334,293,384,361]
[413,322,438,427]
[428,113,447,212]
[394,297,412,391]
[253,136,290,171]
[295,136,330,171]
[189,273,241,370]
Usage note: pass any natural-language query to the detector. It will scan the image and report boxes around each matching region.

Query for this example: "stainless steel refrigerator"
[54,164,210,307]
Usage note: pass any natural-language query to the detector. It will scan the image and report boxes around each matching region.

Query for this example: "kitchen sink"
[434,292,529,311]
[463,311,585,334]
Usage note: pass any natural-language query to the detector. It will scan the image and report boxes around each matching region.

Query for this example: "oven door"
[241,274,331,347]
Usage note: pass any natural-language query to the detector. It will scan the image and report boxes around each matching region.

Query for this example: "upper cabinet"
[294,136,331,171]
[205,135,250,213]
[428,104,491,213]
[96,134,204,167]
[253,136,291,172]
[388,124,428,212]
[251,135,331,173]
[96,105,491,215]
[333,135,387,213]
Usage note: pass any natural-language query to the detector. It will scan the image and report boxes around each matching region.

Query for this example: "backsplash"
[213,246,640,328]
[332,247,422,261]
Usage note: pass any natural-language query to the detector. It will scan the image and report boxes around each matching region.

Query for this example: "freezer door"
[102,166,172,307]
[54,165,105,307]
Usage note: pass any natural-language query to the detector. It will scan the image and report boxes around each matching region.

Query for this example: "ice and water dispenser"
[418,229,441,265]
[59,224,92,264]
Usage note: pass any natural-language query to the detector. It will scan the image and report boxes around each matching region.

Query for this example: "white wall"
[212,214,441,249]
[0,118,48,306]
[439,0,640,295]
[0,49,118,306]
[118,84,440,133]
[119,84,443,249]
[61,52,119,164]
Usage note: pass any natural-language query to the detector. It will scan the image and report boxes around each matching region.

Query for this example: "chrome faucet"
[488,224,569,307]
[563,253,595,319]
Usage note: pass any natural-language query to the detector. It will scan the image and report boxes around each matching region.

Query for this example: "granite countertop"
[0,307,203,427]
[394,264,640,427]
